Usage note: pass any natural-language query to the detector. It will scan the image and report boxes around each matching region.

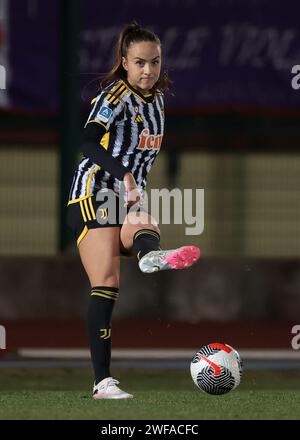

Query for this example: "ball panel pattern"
[196,366,235,395]
[190,342,242,395]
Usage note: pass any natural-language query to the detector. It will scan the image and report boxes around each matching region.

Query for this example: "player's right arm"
[81,124,141,205]
[81,122,129,181]
[81,86,141,204]
[81,85,128,179]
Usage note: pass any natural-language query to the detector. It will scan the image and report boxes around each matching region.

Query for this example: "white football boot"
[138,245,201,274]
[93,377,133,400]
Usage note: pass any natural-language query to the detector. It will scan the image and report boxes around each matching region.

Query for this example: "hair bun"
[132,24,141,31]
[128,21,141,33]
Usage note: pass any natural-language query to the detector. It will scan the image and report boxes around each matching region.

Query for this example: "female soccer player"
[67,22,200,400]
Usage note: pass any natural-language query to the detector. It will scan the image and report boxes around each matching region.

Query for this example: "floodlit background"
[0,0,300,354]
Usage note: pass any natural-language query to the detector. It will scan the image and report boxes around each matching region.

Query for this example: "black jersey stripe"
[70,158,92,200]
[133,100,155,187]
[153,98,162,134]
[125,95,140,172]
[144,102,155,133]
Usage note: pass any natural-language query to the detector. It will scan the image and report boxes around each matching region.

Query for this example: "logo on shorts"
[99,208,108,220]
[97,106,113,123]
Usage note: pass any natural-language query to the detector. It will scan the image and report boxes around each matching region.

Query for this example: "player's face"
[122,41,161,94]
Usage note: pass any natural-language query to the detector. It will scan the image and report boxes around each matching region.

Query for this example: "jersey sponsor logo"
[137,128,163,150]
[97,106,113,123]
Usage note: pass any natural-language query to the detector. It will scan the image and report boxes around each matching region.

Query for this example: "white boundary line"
[17,348,300,360]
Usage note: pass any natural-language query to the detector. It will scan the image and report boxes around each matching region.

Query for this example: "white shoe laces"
[96,377,120,392]
[94,377,133,398]
[106,378,120,388]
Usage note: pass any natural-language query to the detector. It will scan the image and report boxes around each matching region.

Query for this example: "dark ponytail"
[100,21,172,95]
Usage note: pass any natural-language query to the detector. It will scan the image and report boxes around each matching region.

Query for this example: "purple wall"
[3,0,300,112]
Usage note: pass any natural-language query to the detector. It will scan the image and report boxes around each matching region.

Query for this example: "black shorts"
[66,192,145,246]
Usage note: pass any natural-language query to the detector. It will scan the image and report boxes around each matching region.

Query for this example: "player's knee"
[135,223,160,237]
[144,214,160,236]
[146,219,160,236]
[148,225,161,237]
[154,224,160,236]
[90,272,119,289]
[104,273,119,287]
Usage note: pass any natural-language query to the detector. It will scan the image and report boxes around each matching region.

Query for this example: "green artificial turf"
[0,368,299,420]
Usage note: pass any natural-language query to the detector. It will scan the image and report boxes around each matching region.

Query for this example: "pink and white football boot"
[138,246,200,274]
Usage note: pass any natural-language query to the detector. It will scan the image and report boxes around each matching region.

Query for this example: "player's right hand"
[123,172,143,208]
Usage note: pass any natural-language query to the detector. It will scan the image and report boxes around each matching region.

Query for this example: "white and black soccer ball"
[190,342,243,395]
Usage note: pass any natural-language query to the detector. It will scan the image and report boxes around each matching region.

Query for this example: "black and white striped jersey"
[68,78,164,203]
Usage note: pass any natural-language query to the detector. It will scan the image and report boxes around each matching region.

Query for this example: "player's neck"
[125,78,153,96]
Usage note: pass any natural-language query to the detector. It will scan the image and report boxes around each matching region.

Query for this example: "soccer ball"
[190,342,243,395]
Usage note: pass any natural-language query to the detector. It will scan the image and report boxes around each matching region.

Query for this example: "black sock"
[87,286,118,385]
[131,229,161,261]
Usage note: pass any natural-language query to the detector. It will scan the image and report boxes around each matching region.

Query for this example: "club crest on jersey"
[138,128,163,150]
[97,106,113,123]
